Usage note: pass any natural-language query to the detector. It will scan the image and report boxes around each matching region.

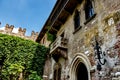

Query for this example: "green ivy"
[47,32,56,42]
[0,33,48,80]
[28,71,42,80]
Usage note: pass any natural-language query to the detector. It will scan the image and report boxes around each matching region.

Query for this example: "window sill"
[73,26,82,34]
[84,14,96,25]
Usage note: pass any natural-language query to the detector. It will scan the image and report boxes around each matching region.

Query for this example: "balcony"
[50,36,68,60]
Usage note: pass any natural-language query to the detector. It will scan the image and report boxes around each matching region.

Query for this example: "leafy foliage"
[47,32,56,42]
[28,71,42,80]
[0,33,48,80]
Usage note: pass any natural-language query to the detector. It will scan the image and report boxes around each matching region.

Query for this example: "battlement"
[0,24,38,41]
[18,27,26,36]
[5,24,14,33]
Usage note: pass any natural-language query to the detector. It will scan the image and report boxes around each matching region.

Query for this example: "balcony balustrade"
[50,36,68,61]
[50,36,68,54]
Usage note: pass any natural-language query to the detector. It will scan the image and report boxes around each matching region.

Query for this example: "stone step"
[112,77,120,80]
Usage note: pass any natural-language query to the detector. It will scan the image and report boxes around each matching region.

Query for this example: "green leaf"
[0,33,48,79]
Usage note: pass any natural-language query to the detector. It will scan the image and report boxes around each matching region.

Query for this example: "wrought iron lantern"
[94,37,106,71]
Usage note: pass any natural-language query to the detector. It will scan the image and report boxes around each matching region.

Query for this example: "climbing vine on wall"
[0,33,48,80]
[47,32,56,42]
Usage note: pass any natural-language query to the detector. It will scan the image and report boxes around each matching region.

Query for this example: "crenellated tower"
[5,24,14,34]
[0,24,38,42]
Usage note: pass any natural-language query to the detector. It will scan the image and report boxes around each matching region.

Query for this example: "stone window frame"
[73,10,82,34]
[84,0,96,25]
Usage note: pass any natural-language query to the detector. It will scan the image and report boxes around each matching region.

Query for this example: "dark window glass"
[85,0,94,20]
[74,10,80,30]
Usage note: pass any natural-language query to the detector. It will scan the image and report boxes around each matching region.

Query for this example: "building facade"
[36,0,120,80]
[0,24,38,41]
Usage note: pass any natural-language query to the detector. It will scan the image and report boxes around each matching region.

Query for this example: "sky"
[0,0,56,36]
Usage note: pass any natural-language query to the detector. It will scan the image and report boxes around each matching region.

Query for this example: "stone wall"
[53,0,120,80]
[0,24,38,41]
[41,0,120,80]
[40,34,51,47]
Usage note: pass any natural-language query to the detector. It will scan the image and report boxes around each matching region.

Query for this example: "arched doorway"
[70,53,91,80]
[76,62,88,80]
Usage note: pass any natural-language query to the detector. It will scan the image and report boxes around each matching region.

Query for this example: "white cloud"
[12,28,19,33]
[0,27,5,30]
